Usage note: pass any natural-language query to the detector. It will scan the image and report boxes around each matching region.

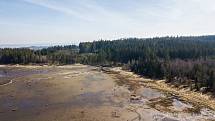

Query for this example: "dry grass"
[106,67,215,111]
[145,80,215,110]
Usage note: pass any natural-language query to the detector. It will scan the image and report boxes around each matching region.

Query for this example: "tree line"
[0,45,79,65]
[79,35,215,93]
[1,35,215,93]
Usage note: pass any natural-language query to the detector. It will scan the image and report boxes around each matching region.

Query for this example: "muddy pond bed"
[0,65,215,121]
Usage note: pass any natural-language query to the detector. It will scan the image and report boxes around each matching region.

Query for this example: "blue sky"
[0,0,215,45]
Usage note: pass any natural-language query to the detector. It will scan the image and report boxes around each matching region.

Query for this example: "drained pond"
[0,65,215,121]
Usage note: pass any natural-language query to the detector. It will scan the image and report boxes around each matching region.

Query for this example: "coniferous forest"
[1,35,215,93]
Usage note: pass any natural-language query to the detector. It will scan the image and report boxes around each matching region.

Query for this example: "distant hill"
[0,44,48,49]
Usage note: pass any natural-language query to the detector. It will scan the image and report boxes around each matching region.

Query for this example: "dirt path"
[0,65,215,121]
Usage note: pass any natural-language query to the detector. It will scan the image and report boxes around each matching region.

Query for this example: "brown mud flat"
[0,79,12,86]
[102,67,215,120]
[0,65,215,121]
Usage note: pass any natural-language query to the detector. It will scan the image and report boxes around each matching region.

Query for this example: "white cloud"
[1,0,215,44]
[22,0,95,21]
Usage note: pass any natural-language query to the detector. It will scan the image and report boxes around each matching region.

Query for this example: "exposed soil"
[102,67,215,120]
[0,65,215,121]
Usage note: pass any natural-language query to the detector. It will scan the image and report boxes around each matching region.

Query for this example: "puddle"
[153,114,179,121]
[86,73,106,82]
[171,99,193,111]
[1,99,45,112]
[135,87,195,113]
[69,91,114,107]
[200,108,215,118]
[0,70,8,77]
[18,99,44,109]
[83,73,107,88]
[0,68,50,78]
[137,87,164,100]
[31,77,52,82]
[0,68,52,86]
[0,97,14,109]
